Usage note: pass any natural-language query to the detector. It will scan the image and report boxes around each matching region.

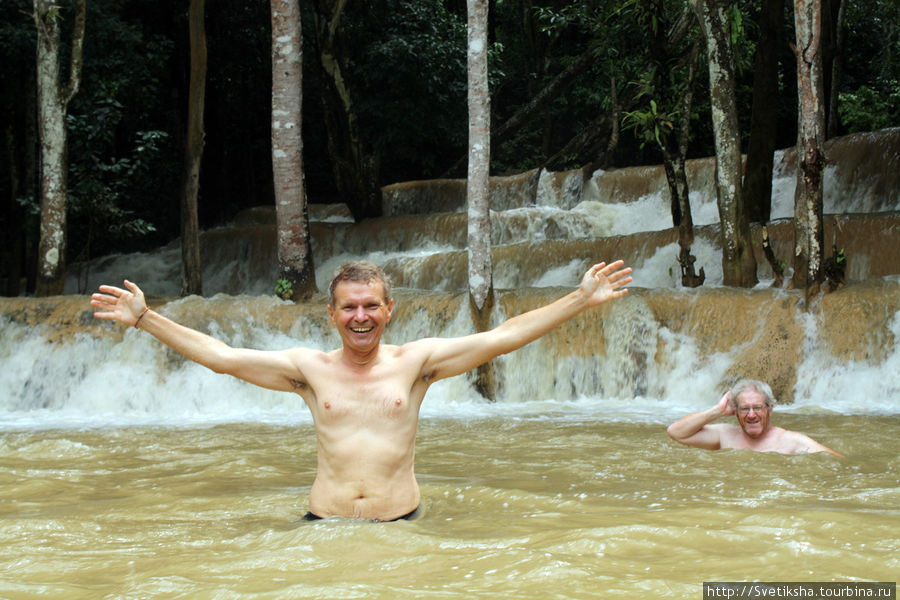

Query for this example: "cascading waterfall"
[1,131,898,600]
[2,128,900,428]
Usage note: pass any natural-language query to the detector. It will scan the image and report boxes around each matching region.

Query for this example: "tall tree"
[466,0,496,400]
[180,0,206,296]
[635,0,704,287]
[791,0,826,298]
[743,0,785,225]
[664,44,705,288]
[692,0,757,287]
[33,0,85,296]
[824,0,847,138]
[271,0,315,300]
[311,0,381,221]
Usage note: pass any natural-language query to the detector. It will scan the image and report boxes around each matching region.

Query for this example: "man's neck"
[339,343,381,368]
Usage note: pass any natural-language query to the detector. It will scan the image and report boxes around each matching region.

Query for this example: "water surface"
[2,415,895,599]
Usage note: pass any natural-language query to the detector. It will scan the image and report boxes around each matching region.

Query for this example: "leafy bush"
[839,81,900,133]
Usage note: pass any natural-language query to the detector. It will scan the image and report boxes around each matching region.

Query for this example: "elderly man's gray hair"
[728,379,776,409]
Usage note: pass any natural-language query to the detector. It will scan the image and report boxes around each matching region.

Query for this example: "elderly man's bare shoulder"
[714,423,752,448]
[773,427,842,455]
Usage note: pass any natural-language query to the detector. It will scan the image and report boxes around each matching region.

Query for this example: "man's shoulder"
[707,423,739,434]
[753,427,835,455]
[394,338,442,355]
[714,423,749,446]
[773,427,822,450]
[281,345,333,365]
[706,423,734,430]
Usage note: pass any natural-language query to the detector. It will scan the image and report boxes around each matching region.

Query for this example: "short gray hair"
[728,379,776,409]
[328,261,393,307]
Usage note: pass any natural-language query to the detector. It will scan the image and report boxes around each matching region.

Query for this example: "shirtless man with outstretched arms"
[91,260,632,521]
[666,379,843,457]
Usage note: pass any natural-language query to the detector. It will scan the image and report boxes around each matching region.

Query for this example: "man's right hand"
[91,280,147,327]
[716,392,734,417]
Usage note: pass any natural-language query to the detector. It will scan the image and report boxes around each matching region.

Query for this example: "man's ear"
[386,299,395,322]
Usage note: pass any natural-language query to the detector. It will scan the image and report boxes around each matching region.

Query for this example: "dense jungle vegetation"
[1,0,898,293]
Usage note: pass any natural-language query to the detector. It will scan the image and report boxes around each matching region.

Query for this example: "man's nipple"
[324,402,331,410]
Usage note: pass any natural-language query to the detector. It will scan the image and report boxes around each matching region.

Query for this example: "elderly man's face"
[735,389,772,439]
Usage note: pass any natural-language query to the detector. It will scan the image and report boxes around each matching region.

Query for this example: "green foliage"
[839,82,900,133]
[533,0,633,37]
[347,0,469,179]
[274,278,294,301]
[491,0,654,171]
[64,0,180,260]
[67,99,166,260]
[622,98,676,150]
[725,2,754,75]
[3,0,899,280]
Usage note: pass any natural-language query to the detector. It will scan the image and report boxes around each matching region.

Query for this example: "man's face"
[327,280,394,355]
[734,389,772,439]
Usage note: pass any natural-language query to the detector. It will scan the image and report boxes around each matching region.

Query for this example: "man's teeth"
[351,327,373,333]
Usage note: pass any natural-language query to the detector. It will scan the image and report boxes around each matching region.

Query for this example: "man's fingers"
[608,269,633,287]
[97,284,128,298]
[615,275,633,288]
[597,259,624,274]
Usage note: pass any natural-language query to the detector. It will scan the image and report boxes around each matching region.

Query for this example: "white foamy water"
[13,133,900,429]
[3,284,899,431]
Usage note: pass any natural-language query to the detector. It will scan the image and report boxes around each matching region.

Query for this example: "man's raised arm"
[90,280,302,392]
[666,393,732,450]
[418,260,632,382]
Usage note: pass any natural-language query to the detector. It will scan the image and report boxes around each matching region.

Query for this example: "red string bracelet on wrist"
[133,307,150,329]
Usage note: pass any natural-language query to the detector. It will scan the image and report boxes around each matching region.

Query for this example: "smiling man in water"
[91,260,632,521]
[666,379,843,456]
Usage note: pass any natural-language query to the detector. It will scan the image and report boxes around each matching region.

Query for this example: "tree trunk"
[663,66,706,288]
[180,0,206,297]
[312,0,381,221]
[4,124,24,296]
[466,0,497,400]
[442,45,597,178]
[825,0,847,138]
[792,0,826,299]
[692,0,757,288]
[271,0,316,301]
[644,0,704,288]
[33,0,85,297]
[743,0,785,224]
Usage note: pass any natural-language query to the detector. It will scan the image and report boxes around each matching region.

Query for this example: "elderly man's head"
[728,379,775,439]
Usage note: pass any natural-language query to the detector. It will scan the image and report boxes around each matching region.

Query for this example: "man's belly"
[307,470,420,520]
[308,431,419,520]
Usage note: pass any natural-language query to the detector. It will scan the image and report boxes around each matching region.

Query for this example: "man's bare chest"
[304,361,422,426]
